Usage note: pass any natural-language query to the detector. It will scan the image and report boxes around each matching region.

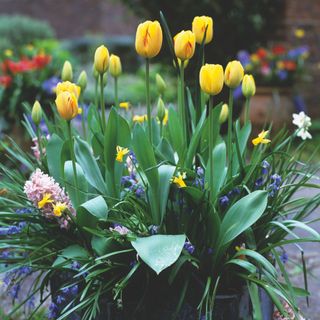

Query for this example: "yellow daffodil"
[252,130,271,146]
[55,81,81,99]
[53,202,67,217]
[116,146,130,162]
[163,109,169,126]
[192,16,213,44]
[294,28,305,38]
[172,172,187,188]
[38,193,53,209]
[119,102,130,111]
[135,20,163,59]
[133,115,147,123]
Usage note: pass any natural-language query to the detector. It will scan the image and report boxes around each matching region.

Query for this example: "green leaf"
[218,191,268,246]
[167,107,184,160]
[158,165,175,224]
[91,236,116,256]
[46,133,64,184]
[64,161,88,208]
[247,282,263,320]
[77,196,108,230]
[131,234,186,274]
[156,138,176,164]
[74,137,107,194]
[60,245,89,260]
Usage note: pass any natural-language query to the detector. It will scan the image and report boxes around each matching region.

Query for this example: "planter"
[241,86,295,137]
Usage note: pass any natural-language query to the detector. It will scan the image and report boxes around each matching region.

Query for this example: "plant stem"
[227,88,234,179]
[100,73,106,132]
[145,58,152,143]
[208,96,213,202]
[67,121,79,205]
[80,98,87,140]
[180,63,187,145]
[36,126,43,162]
[160,121,163,138]
[114,76,119,108]
[244,97,251,125]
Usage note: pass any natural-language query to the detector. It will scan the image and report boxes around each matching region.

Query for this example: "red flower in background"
[283,60,296,71]
[272,45,286,55]
[0,75,12,88]
[32,54,52,69]
[256,48,268,59]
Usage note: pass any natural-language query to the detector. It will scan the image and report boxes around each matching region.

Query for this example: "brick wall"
[0,0,139,38]
[283,0,320,118]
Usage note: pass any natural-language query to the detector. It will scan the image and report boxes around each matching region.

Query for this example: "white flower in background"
[292,112,312,140]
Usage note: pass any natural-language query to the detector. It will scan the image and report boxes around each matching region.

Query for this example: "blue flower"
[48,302,58,319]
[42,76,60,95]
[261,160,270,175]
[71,261,81,270]
[254,177,264,189]
[10,284,20,299]
[128,150,137,165]
[62,287,70,295]
[56,295,65,305]
[219,195,230,207]
[184,241,195,255]
[149,225,159,235]
[268,174,282,197]
[70,285,78,296]
[277,70,288,81]
[237,50,251,66]
[280,251,288,264]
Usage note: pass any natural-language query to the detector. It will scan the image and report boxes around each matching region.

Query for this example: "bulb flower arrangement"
[0,13,319,320]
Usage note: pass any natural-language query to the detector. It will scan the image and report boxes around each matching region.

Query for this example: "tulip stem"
[114,77,119,108]
[67,121,79,205]
[208,96,214,202]
[100,73,106,132]
[180,63,187,145]
[244,97,251,125]
[145,58,152,143]
[227,89,234,180]
[36,126,43,162]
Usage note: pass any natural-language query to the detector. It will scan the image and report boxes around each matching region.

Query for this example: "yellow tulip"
[192,16,213,44]
[109,54,122,77]
[61,60,73,82]
[224,60,244,88]
[55,81,81,99]
[135,20,163,58]
[242,74,256,98]
[219,104,229,124]
[199,63,224,95]
[94,45,110,74]
[55,91,79,121]
[174,31,196,61]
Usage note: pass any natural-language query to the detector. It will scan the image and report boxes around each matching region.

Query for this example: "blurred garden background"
[0,0,319,318]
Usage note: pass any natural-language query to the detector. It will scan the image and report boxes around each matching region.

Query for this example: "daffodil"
[116,146,130,162]
[133,115,147,123]
[172,172,187,188]
[163,109,169,126]
[38,193,53,209]
[252,130,271,146]
[294,28,305,38]
[119,102,130,111]
[53,202,68,217]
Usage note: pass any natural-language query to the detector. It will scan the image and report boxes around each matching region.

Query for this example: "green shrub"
[0,15,54,52]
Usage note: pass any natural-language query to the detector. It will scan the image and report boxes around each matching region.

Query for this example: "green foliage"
[0,15,54,51]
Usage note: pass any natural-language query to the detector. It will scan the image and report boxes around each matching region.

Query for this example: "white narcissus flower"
[292,111,312,140]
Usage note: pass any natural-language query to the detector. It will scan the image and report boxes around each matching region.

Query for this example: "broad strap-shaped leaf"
[167,107,184,161]
[64,161,88,208]
[77,196,108,229]
[74,136,107,194]
[131,234,186,274]
[46,133,64,184]
[218,191,268,246]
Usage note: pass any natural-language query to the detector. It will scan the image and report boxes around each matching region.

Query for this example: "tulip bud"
[219,104,229,124]
[199,64,224,96]
[102,73,108,87]
[156,73,166,96]
[94,45,109,74]
[192,16,213,45]
[135,20,163,59]
[31,100,43,125]
[77,70,87,92]
[61,60,73,82]
[92,65,99,79]
[109,54,122,77]
[157,97,166,123]
[55,91,79,121]
[224,60,244,88]
[174,31,196,61]
[242,74,256,98]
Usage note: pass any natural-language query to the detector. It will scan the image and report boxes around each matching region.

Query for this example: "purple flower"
[233,85,243,100]
[56,295,65,304]
[237,50,251,66]
[280,251,288,264]
[10,284,20,299]
[194,166,205,189]
[219,195,230,207]
[71,261,81,270]
[261,160,270,175]
[277,70,288,81]
[293,95,307,113]
[287,46,308,59]
[128,150,137,165]
[42,76,60,95]
[62,287,69,295]
[254,177,264,189]
[207,247,214,255]
[228,187,241,198]
[48,302,58,319]
[184,241,195,255]
[70,285,78,296]
[149,225,159,235]
[268,174,282,197]
[0,250,11,258]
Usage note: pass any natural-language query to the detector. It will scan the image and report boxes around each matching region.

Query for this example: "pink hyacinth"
[24,168,75,228]
[31,135,50,160]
